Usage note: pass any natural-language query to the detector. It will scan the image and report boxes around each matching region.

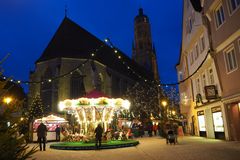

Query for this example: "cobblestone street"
[30,136,240,160]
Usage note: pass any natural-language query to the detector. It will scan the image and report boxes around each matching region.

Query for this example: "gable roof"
[36,17,154,81]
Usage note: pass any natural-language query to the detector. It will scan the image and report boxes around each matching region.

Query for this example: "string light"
[1,37,188,89]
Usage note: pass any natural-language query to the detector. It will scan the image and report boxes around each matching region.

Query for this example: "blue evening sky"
[0,0,182,92]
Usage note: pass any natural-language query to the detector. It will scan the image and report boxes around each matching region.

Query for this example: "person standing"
[55,125,61,141]
[95,124,103,149]
[37,122,48,151]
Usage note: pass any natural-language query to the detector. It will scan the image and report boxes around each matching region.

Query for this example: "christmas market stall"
[32,114,68,141]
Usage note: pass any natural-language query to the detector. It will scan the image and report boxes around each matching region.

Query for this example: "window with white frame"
[196,78,201,94]
[195,43,199,60]
[228,0,240,14]
[187,0,190,8]
[225,46,238,73]
[189,51,194,65]
[215,4,225,28]
[202,73,207,87]
[179,72,183,81]
[200,36,205,52]
[209,68,215,84]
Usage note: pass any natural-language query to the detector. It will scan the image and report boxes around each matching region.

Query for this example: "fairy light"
[1,38,180,89]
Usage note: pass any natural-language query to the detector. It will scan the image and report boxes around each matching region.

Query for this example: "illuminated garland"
[1,38,209,89]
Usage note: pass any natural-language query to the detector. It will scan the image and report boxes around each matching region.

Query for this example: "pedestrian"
[55,125,61,141]
[148,121,153,137]
[153,124,158,136]
[95,123,103,149]
[139,123,144,137]
[173,124,179,144]
[37,122,48,151]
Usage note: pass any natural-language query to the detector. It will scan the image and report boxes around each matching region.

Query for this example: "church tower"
[132,8,159,81]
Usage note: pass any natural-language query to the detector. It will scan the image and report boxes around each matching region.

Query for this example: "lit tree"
[29,94,44,120]
[0,56,37,159]
[162,85,180,120]
[124,82,161,122]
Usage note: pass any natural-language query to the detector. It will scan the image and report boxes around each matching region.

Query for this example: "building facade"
[178,0,240,141]
[203,0,240,141]
[177,0,226,139]
[28,17,154,114]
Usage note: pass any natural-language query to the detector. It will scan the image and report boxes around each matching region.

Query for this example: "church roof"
[36,17,154,81]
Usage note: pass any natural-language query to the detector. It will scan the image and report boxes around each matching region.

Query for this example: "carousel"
[58,90,130,135]
[50,90,140,150]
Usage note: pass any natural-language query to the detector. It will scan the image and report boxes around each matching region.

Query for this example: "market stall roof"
[84,89,110,98]
[35,115,68,123]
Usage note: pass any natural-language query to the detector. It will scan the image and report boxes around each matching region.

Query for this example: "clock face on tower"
[205,85,217,100]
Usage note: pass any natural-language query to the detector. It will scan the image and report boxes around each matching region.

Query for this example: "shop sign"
[205,85,218,100]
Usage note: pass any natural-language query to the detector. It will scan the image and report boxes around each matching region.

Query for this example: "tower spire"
[139,8,143,15]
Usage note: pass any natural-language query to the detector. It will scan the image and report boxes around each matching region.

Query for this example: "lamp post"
[161,100,168,121]
[3,97,12,105]
[161,100,167,108]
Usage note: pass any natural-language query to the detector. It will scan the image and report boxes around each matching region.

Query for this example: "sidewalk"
[30,136,240,160]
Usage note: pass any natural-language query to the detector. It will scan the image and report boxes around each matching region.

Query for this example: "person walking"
[153,124,158,136]
[95,124,103,149]
[37,122,48,151]
[55,125,61,141]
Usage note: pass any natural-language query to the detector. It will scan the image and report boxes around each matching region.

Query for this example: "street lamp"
[161,100,168,107]
[172,110,176,116]
[3,97,12,105]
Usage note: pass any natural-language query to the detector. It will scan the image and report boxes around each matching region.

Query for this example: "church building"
[28,9,159,114]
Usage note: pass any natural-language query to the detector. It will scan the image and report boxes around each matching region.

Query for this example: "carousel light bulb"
[58,102,65,111]
[122,100,130,110]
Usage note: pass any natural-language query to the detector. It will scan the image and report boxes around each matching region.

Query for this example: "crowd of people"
[36,121,180,150]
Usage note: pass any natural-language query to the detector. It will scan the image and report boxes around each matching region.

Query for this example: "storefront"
[211,107,225,139]
[197,111,206,137]
[226,102,240,141]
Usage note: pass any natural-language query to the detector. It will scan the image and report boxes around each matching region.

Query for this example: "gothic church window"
[41,67,53,113]
[70,71,85,98]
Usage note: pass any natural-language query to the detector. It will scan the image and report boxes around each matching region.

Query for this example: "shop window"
[212,111,224,132]
[197,111,206,133]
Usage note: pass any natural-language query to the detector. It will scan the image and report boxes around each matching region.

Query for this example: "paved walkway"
[30,136,240,160]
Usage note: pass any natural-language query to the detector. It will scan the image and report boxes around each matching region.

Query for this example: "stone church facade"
[28,16,154,114]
